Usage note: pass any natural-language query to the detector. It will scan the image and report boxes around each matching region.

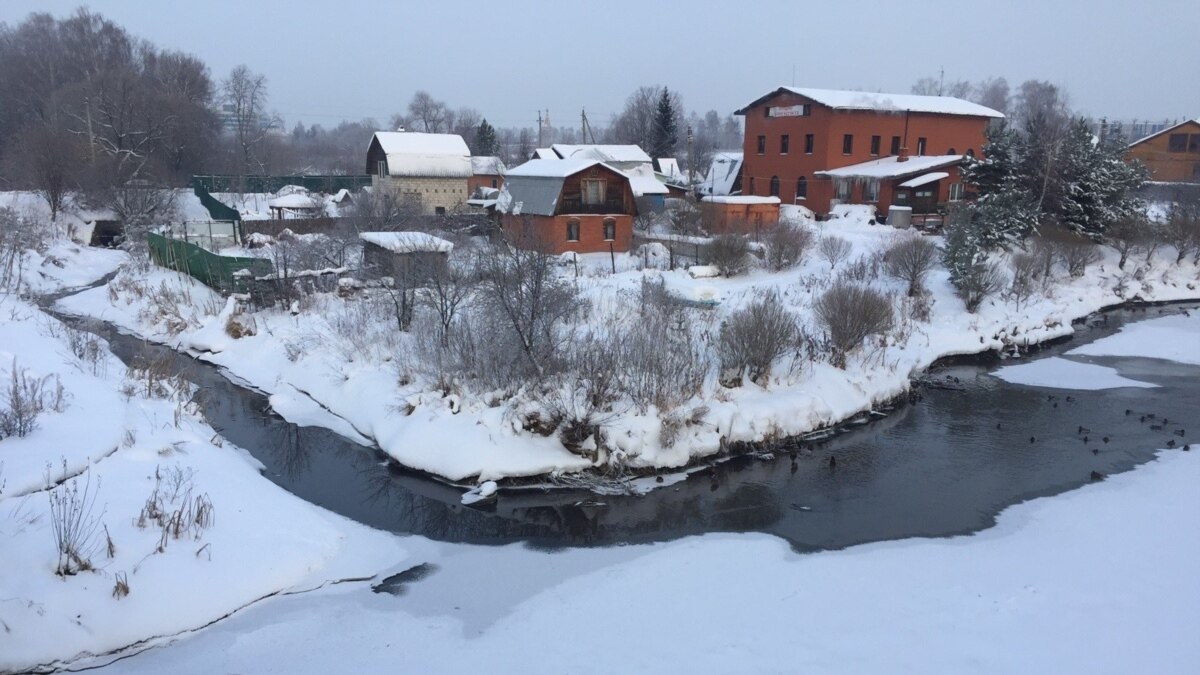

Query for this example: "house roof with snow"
[656,158,683,180]
[367,132,471,178]
[625,165,669,196]
[359,231,453,254]
[500,159,631,216]
[702,196,781,205]
[550,144,652,165]
[268,193,320,209]
[471,156,507,176]
[702,152,743,195]
[532,148,557,160]
[1127,118,1200,148]
[815,155,965,181]
[735,87,1005,119]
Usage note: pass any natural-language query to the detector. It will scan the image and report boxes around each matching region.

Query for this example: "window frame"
[804,133,814,154]
[769,175,780,197]
[602,218,616,242]
[780,134,790,155]
[834,179,851,201]
[756,135,766,154]
[1168,134,1187,153]
[916,137,927,156]
[890,136,901,155]
[842,134,853,155]
[948,183,964,201]
[581,179,607,205]
[566,218,580,242]
[863,180,879,202]
[795,176,807,200]
[870,135,881,156]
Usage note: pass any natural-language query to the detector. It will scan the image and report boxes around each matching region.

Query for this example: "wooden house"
[359,231,453,280]
[499,159,637,254]
[1125,119,1200,183]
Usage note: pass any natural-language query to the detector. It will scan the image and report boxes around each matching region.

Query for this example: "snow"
[624,164,669,195]
[778,86,1006,118]
[701,195,781,205]
[550,144,651,164]
[371,131,471,178]
[1067,312,1200,365]
[87,446,1200,674]
[817,154,964,179]
[898,170,950,188]
[506,158,610,179]
[470,156,507,175]
[700,152,742,196]
[267,193,319,209]
[993,357,1157,390]
[1,254,408,672]
[359,231,454,254]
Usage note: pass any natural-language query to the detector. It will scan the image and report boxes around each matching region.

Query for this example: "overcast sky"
[3,0,1197,130]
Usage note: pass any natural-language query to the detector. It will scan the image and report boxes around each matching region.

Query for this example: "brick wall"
[373,175,469,214]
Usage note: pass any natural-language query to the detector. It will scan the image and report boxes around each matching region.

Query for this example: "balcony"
[559,198,628,215]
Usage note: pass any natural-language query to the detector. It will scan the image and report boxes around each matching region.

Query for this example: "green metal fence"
[192,174,372,195]
[192,181,242,224]
[147,232,273,294]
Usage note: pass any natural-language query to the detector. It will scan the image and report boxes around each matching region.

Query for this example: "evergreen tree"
[474,118,498,157]
[941,212,1004,312]
[650,88,679,160]
[960,121,1017,195]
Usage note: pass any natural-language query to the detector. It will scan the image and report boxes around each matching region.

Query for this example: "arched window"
[566,219,580,242]
[795,176,808,200]
[966,148,976,158]
[947,147,957,155]
[769,176,780,197]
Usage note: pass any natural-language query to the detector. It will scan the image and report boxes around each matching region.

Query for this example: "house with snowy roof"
[366,131,471,215]
[497,158,637,254]
[700,152,744,197]
[1125,118,1200,184]
[548,144,653,171]
[469,156,507,196]
[734,86,1004,215]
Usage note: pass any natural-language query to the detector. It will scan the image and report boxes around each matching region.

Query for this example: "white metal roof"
[740,87,1004,118]
[816,155,964,180]
[470,156,507,175]
[703,152,743,196]
[551,144,652,163]
[625,165,669,196]
[898,171,950,188]
[372,132,471,178]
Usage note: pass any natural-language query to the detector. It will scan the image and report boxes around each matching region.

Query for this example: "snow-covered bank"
[56,208,1200,486]
[102,445,1200,674]
[0,288,407,672]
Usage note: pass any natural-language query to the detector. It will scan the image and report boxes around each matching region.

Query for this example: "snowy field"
[56,205,1200,487]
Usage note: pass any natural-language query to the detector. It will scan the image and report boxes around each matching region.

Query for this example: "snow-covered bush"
[47,468,103,576]
[705,234,751,277]
[718,290,797,386]
[0,208,50,292]
[0,358,66,440]
[1162,206,1200,265]
[765,224,815,271]
[883,235,939,297]
[1043,227,1101,278]
[1107,216,1155,270]
[814,281,894,368]
[817,235,852,269]
[1007,252,1041,310]
[942,216,1005,313]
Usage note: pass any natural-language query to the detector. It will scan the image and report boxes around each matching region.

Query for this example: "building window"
[602,218,616,241]
[1190,134,1200,153]
[842,134,853,155]
[917,137,927,155]
[566,219,580,242]
[780,135,789,154]
[763,107,771,118]
[582,179,606,205]
[966,148,976,158]
[804,133,814,154]
[795,176,807,199]
[895,190,909,203]
[435,206,446,216]
[756,135,766,154]
[769,176,780,197]
[891,136,901,155]
[491,178,498,188]
[1168,134,1187,152]
[870,135,881,156]
[835,180,851,201]
[864,180,879,202]
[947,147,957,155]
[948,183,965,201]
[376,160,387,176]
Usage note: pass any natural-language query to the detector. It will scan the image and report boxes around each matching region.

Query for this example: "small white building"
[365,132,471,216]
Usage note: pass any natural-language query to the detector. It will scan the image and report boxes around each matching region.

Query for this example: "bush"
[942,216,1005,313]
[48,468,103,576]
[1107,216,1154,270]
[817,236,852,269]
[883,235,939,296]
[956,260,1006,312]
[717,291,798,386]
[0,358,66,440]
[706,234,751,277]
[1007,252,1041,310]
[1043,227,1101,277]
[765,225,815,271]
[813,281,894,367]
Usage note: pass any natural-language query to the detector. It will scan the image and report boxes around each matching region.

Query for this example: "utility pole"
[938,66,945,96]
[537,110,544,147]
[686,125,694,191]
[581,108,587,144]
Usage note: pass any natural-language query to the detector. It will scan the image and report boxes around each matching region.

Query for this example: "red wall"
[468,174,504,194]
[502,214,634,254]
[740,90,991,212]
[701,202,780,235]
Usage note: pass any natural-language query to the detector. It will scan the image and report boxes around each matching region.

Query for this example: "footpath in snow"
[0,253,408,672]
[56,206,1200,487]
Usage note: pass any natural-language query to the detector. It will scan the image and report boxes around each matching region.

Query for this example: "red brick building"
[734,87,1003,214]
[499,159,636,254]
[469,156,507,195]
[1125,119,1200,183]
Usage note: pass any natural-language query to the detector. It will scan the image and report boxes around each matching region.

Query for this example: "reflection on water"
[90,303,1200,552]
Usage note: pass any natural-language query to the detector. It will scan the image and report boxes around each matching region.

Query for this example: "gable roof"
[550,144,652,164]
[702,152,743,195]
[500,159,630,216]
[370,132,471,178]
[471,156,507,175]
[815,155,965,180]
[359,231,453,254]
[625,165,669,196]
[1127,118,1200,148]
[736,86,1004,118]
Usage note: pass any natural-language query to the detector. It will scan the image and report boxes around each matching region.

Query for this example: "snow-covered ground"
[993,356,1158,389]
[56,206,1200,486]
[0,254,407,673]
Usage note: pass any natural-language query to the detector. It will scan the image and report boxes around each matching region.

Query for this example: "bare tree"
[422,251,476,347]
[1107,215,1153,270]
[814,281,894,367]
[718,290,798,386]
[11,122,79,221]
[222,65,274,175]
[973,77,1010,115]
[883,235,939,296]
[407,91,449,133]
[818,235,853,269]
[1007,252,1040,310]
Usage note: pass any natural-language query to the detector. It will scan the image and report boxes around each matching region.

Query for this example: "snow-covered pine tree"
[942,210,1004,312]
[961,121,1037,248]
[474,119,498,157]
[650,88,679,160]
[960,121,1017,195]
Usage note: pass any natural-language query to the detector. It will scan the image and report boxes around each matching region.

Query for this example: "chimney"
[897,147,910,162]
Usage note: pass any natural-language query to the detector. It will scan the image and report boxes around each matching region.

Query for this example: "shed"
[700,195,781,235]
[359,231,453,280]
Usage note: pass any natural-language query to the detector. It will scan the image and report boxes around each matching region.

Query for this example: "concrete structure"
[366,132,471,215]
[735,87,1002,213]
[1126,119,1200,183]
[700,195,780,235]
[498,159,637,254]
